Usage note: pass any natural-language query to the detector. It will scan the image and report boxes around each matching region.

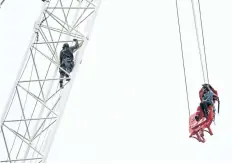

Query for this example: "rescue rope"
[190,0,210,84]
[175,0,191,117]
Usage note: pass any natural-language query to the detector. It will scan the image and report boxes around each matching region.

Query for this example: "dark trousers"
[59,60,74,87]
[200,101,211,118]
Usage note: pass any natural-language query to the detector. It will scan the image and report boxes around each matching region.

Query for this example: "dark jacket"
[60,41,79,65]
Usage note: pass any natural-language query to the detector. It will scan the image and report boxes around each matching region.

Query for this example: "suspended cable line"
[175,0,191,117]
[197,0,210,84]
[176,0,211,117]
[190,0,207,84]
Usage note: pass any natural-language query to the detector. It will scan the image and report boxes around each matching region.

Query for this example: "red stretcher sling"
[189,106,214,143]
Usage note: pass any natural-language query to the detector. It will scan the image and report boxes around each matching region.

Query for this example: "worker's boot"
[60,82,63,89]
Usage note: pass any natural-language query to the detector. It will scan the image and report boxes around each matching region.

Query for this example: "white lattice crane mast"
[0,0,6,8]
[0,0,101,162]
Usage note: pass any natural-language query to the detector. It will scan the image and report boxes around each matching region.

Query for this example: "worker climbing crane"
[0,0,101,162]
[175,0,220,143]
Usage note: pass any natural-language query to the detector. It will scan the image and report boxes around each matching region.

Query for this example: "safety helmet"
[63,43,69,49]
[202,84,209,91]
[202,83,209,88]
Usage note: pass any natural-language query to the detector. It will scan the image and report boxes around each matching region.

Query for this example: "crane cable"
[176,0,210,117]
[197,0,210,84]
[191,0,210,84]
[175,0,191,117]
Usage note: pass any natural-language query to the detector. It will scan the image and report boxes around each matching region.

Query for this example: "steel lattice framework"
[0,0,6,9]
[0,0,101,162]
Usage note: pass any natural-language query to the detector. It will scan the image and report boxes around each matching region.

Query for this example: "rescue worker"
[59,39,82,88]
[195,84,218,121]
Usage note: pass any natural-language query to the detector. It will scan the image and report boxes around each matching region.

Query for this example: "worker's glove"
[73,39,78,41]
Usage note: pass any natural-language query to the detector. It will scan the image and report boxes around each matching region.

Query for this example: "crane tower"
[0,0,101,162]
[0,0,6,8]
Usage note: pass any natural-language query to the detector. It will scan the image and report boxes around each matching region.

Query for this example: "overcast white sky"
[1,0,232,163]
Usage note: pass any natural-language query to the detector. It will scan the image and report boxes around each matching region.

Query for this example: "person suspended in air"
[59,39,82,88]
[195,84,219,121]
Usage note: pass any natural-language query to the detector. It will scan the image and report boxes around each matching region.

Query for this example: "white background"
[0,0,232,163]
